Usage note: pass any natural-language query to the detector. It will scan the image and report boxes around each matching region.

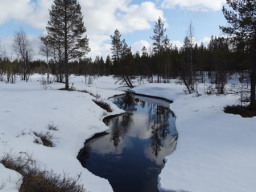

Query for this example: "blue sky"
[125,8,226,46]
[0,0,227,60]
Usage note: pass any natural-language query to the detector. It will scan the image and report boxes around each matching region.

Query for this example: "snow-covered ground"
[0,75,123,192]
[133,81,256,192]
[0,74,255,192]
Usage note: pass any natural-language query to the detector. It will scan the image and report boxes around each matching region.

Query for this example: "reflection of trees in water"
[113,93,137,113]
[109,113,134,147]
[109,93,174,156]
[148,105,171,157]
[137,98,145,109]
[109,93,137,147]
[110,118,121,147]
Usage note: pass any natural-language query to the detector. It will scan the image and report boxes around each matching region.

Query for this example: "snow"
[133,82,256,192]
[0,74,256,192]
[0,75,123,192]
[0,164,22,192]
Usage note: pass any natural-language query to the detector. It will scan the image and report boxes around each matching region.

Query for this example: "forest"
[0,29,251,87]
[0,0,255,108]
[0,1,256,192]
[0,30,252,99]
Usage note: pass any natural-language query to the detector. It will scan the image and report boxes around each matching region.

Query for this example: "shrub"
[224,105,256,118]
[79,90,100,99]
[93,100,112,113]
[33,131,54,147]
[48,124,58,131]
[1,152,86,192]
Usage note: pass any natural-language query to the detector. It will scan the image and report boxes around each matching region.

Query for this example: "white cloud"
[200,36,211,46]
[82,0,163,58]
[118,2,164,32]
[0,0,163,59]
[0,0,51,29]
[0,36,14,59]
[171,40,183,48]
[161,0,226,11]
[0,0,31,25]
[26,0,52,29]
[0,34,42,61]
[170,36,212,49]
[87,35,112,59]
[131,40,151,54]
[80,0,163,34]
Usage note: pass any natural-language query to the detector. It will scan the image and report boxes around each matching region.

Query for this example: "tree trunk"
[23,63,26,81]
[64,3,69,90]
[250,38,256,107]
[251,56,256,107]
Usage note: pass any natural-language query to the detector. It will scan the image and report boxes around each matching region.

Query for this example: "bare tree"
[187,22,194,87]
[181,22,197,94]
[13,29,32,81]
[40,35,52,83]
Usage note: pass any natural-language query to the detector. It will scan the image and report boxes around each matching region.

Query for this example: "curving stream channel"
[78,93,178,192]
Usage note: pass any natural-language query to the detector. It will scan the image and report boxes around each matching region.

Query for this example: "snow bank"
[0,164,22,192]
[133,83,256,192]
[0,75,123,192]
[1,75,255,192]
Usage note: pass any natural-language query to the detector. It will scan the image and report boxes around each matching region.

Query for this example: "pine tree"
[208,36,229,94]
[220,0,256,106]
[151,17,170,83]
[110,29,133,88]
[151,17,167,54]
[181,36,194,93]
[105,55,112,75]
[141,46,148,57]
[46,0,90,89]
[110,29,122,62]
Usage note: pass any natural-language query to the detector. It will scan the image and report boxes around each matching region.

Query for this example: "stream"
[78,93,178,192]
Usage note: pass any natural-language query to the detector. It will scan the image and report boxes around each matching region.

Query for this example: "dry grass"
[33,131,54,147]
[93,100,112,112]
[34,124,58,147]
[1,152,86,192]
[48,124,58,131]
[79,90,100,99]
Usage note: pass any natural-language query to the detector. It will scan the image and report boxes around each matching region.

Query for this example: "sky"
[0,0,228,60]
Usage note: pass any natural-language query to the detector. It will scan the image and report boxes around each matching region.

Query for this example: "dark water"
[78,93,178,192]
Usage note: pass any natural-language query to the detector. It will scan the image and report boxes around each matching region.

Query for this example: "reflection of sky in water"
[89,103,177,164]
[89,133,129,155]
[144,137,177,165]
[80,94,178,192]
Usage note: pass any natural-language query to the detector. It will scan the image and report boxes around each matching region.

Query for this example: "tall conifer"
[46,0,90,89]
[220,0,256,106]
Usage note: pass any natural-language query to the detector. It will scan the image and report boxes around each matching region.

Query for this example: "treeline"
[0,0,255,106]
[0,35,249,82]
[0,57,48,83]
[75,36,248,77]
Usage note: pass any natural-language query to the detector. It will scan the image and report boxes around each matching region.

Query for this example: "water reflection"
[78,93,178,192]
